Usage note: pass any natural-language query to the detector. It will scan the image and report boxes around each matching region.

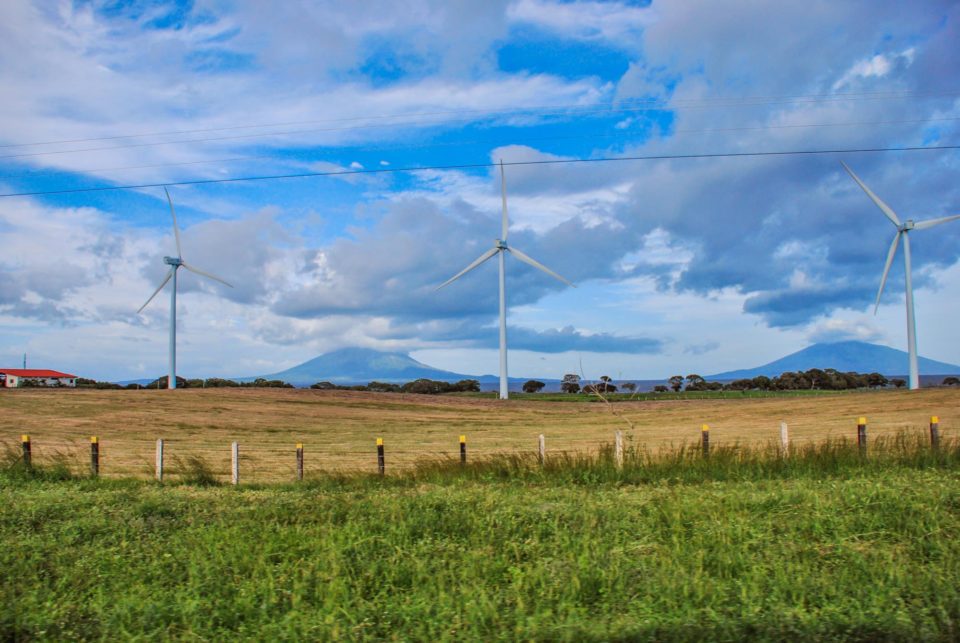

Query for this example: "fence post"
[90,436,99,477]
[930,416,940,450]
[614,430,624,469]
[155,439,164,482]
[377,438,385,475]
[231,441,239,485]
[296,443,304,481]
[21,435,31,468]
[701,424,710,457]
[857,417,867,457]
[780,422,789,456]
[538,434,545,466]
[459,435,466,465]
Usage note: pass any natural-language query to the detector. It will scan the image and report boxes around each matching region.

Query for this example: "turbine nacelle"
[495,238,507,250]
[901,220,914,232]
[163,256,183,267]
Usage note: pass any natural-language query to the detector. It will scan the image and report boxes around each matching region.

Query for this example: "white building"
[0,369,78,388]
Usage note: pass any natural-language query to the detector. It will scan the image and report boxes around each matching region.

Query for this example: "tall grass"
[3,433,959,640]
[401,432,959,487]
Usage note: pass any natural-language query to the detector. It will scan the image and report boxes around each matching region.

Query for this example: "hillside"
[250,347,495,386]
[709,341,960,380]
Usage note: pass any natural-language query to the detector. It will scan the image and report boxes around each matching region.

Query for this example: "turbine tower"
[841,161,960,390]
[138,187,233,389]
[436,161,574,399]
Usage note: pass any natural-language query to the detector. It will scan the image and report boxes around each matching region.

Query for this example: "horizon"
[1,2,959,381]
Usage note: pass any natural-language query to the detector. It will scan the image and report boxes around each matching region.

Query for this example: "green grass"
[2,436,960,640]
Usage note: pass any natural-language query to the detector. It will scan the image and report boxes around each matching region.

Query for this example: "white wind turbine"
[436,161,574,400]
[841,161,960,390]
[138,188,233,390]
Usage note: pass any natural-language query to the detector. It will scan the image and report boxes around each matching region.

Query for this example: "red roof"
[0,369,77,378]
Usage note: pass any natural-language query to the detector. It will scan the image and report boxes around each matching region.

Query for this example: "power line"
[1,143,957,198]
[1,88,956,153]
[3,116,957,179]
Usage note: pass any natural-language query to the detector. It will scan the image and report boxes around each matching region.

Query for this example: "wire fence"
[3,414,950,484]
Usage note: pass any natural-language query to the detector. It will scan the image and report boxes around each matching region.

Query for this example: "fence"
[6,415,948,484]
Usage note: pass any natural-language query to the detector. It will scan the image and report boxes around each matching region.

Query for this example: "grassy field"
[0,387,956,482]
[3,438,960,640]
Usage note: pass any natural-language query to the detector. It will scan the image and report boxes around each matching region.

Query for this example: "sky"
[0,0,958,382]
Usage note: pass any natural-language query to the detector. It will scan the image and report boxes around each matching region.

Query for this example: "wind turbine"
[138,188,233,390]
[436,161,574,399]
[841,161,960,390]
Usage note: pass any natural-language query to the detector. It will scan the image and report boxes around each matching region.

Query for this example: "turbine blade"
[874,232,901,315]
[181,261,233,288]
[165,186,183,258]
[435,247,499,290]
[137,268,174,314]
[507,246,575,287]
[840,161,901,227]
[913,213,960,231]
[500,160,509,242]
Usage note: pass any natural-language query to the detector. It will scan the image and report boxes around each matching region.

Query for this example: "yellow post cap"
[701,424,709,432]
[931,416,939,424]
[21,434,29,442]
[376,437,383,446]
[858,417,866,425]
[296,443,303,450]
[90,436,98,443]
[459,435,466,443]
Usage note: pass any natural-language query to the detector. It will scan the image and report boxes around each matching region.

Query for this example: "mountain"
[249,347,497,386]
[708,341,960,380]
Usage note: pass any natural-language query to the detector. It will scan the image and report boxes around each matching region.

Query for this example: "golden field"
[1,387,956,482]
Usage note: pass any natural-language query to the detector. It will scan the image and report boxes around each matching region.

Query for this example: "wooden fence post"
[231,441,239,485]
[21,435,31,468]
[90,436,99,477]
[296,443,304,481]
[377,438,385,475]
[614,430,624,469]
[930,416,940,450]
[857,417,867,457]
[155,439,164,482]
[459,435,466,465]
[538,434,545,466]
[780,422,789,456]
[701,424,710,458]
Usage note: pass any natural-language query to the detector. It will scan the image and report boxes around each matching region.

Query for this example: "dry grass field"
[1,387,957,482]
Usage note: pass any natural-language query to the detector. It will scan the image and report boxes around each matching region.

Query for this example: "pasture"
[1,387,956,482]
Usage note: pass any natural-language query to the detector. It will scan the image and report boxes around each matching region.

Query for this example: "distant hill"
[248,347,499,387]
[709,341,960,380]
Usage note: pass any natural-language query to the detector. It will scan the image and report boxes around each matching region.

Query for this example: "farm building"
[0,369,78,388]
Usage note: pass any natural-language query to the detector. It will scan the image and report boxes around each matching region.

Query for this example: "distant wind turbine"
[436,161,574,399]
[137,187,233,390]
[841,161,960,390]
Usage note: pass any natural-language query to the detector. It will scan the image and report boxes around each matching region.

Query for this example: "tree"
[685,374,705,391]
[599,375,613,392]
[866,372,888,388]
[561,373,581,394]
[522,380,546,393]
[367,381,401,393]
[751,375,772,390]
[653,385,669,393]
[942,376,960,386]
[452,379,481,393]
[621,382,636,392]
[668,375,684,392]
[891,378,907,389]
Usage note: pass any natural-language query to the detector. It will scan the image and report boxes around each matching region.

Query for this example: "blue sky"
[0,0,959,382]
